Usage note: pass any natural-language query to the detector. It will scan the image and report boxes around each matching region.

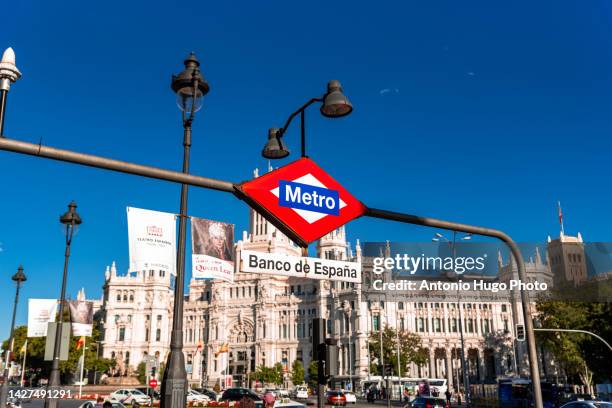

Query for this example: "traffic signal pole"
[0,135,544,408]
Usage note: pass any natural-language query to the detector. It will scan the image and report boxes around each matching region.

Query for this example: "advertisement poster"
[127,206,177,276]
[69,300,94,336]
[27,299,58,337]
[191,217,234,283]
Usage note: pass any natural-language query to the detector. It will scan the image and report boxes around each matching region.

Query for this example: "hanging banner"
[27,299,58,337]
[127,206,177,276]
[240,249,361,283]
[192,218,234,282]
[69,300,94,336]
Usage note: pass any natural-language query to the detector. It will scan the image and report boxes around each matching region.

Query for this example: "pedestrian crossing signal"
[516,324,525,341]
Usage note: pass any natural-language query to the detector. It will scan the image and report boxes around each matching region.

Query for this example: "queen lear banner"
[192,217,235,282]
[127,206,176,275]
[240,250,361,283]
[69,300,93,336]
[27,299,58,337]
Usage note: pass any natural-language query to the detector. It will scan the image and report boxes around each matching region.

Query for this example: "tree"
[307,361,318,389]
[536,299,611,383]
[137,361,147,384]
[481,330,516,376]
[252,364,283,386]
[368,325,428,377]
[291,360,304,385]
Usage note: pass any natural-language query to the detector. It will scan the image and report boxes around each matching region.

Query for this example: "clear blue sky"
[1,1,611,340]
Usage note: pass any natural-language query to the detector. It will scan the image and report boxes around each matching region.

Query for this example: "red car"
[326,391,347,406]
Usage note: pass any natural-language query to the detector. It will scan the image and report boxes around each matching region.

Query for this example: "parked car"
[326,391,347,406]
[136,387,160,400]
[293,386,309,400]
[187,389,210,404]
[194,388,220,401]
[407,396,447,408]
[78,401,126,408]
[560,402,612,408]
[342,391,356,404]
[110,389,152,406]
[221,387,264,408]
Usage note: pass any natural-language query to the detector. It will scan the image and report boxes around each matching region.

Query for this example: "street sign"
[237,158,366,246]
[149,378,158,388]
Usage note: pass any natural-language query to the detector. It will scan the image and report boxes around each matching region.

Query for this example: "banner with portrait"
[191,217,234,282]
[27,299,58,337]
[127,206,177,276]
[69,300,94,336]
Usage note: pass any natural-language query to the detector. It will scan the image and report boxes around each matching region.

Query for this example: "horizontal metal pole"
[0,137,235,193]
[534,328,612,352]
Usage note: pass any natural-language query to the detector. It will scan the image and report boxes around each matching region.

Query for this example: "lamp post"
[161,52,209,408]
[262,80,352,159]
[0,266,27,407]
[432,231,471,406]
[45,201,82,408]
[0,47,21,136]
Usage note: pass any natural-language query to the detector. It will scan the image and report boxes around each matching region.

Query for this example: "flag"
[69,300,94,336]
[20,339,27,354]
[197,340,203,351]
[558,201,563,225]
[215,342,229,357]
[127,207,177,276]
[191,217,235,283]
[76,336,86,350]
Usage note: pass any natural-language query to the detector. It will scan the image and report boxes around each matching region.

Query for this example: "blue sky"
[1,1,611,340]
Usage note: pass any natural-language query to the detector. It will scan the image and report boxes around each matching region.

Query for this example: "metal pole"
[0,277,23,407]
[79,340,86,398]
[364,208,543,408]
[0,89,7,136]
[46,224,74,408]
[300,110,306,157]
[0,137,234,193]
[161,115,193,408]
[533,329,612,352]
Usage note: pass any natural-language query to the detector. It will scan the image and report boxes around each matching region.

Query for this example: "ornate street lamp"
[0,266,27,407]
[161,52,209,408]
[262,80,352,159]
[46,201,82,408]
[0,47,22,136]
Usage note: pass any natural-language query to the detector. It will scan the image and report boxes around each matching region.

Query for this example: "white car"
[294,386,308,400]
[79,402,126,408]
[187,389,210,404]
[110,389,152,406]
[342,391,356,404]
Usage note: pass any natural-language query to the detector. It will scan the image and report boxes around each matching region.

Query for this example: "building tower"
[547,231,587,287]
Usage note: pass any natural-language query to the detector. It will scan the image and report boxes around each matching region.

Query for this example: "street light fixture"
[0,266,27,408]
[262,80,352,159]
[0,47,22,136]
[162,52,209,408]
[45,201,82,408]
[432,231,471,406]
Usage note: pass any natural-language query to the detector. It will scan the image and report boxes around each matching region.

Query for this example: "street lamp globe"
[0,47,21,89]
[320,80,352,118]
[60,200,82,226]
[171,52,209,113]
[12,265,26,283]
[262,128,290,159]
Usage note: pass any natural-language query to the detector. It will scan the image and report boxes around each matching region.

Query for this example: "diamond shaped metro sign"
[236,158,366,247]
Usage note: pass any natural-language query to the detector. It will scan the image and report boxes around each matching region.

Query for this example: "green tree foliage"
[290,360,304,385]
[307,361,318,389]
[137,361,147,384]
[368,325,428,376]
[2,322,114,381]
[536,300,611,383]
[252,364,283,386]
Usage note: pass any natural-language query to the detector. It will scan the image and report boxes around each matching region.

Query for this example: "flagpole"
[20,340,27,386]
[79,338,86,399]
[558,201,564,234]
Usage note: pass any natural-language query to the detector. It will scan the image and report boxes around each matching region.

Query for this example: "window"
[129,292,134,302]
[160,270,165,277]
[467,319,474,333]
[119,327,125,341]
[449,318,457,333]
[503,319,509,332]
[156,328,161,342]
[434,318,441,333]
[373,316,380,332]
[114,314,119,323]
[398,302,404,310]
[116,293,121,302]
[501,304,507,313]
[417,318,425,332]
[145,329,149,341]
[399,317,405,331]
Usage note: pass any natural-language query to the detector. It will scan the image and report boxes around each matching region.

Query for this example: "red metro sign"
[236,158,366,247]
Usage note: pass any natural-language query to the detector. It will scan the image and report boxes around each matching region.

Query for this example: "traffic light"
[516,324,525,341]
[312,318,326,360]
[325,344,338,376]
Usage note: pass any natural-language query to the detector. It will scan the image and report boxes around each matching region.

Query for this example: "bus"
[358,377,448,400]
